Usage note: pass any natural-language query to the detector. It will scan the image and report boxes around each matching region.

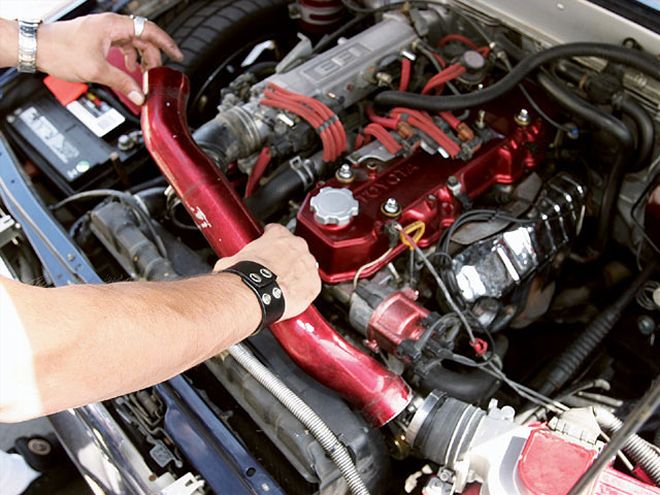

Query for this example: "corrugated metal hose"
[227,343,370,495]
[594,407,660,485]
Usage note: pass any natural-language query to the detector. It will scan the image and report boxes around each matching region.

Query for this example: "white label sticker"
[18,106,80,164]
[66,100,125,137]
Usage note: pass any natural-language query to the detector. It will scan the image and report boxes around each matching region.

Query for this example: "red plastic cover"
[518,428,660,495]
[518,428,597,495]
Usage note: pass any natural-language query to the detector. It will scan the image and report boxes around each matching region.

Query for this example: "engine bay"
[0,1,659,494]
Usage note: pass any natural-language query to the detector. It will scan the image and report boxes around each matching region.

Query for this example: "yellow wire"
[400,220,425,250]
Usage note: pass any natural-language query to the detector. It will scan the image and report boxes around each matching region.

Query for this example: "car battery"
[5,79,143,195]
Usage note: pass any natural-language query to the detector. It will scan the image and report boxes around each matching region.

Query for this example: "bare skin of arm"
[0,13,183,104]
[0,225,321,422]
[0,14,321,422]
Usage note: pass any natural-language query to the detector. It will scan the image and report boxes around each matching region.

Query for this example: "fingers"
[133,38,162,70]
[264,223,287,233]
[98,63,145,106]
[130,16,183,62]
[117,42,139,72]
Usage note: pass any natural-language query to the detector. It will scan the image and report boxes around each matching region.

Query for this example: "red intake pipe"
[141,67,412,426]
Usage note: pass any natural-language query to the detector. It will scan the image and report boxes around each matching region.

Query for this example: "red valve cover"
[296,116,545,283]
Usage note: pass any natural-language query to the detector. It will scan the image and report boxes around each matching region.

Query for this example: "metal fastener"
[118,134,134,151]
[262,293,272,305]
[75,160,91,173]
[475,109,486,129]
[637,315,655,336]
[375,72,393,87]
[401,49,416,61]
[381,197,401,217]
[27,438,51,456]
[447,175,463,196]
[514,108,531,126]
[336,163,355,183]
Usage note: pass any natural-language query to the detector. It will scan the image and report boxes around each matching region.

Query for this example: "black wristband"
[221,261,285,333]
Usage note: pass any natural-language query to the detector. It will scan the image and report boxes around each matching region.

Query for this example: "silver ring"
[130,15,147,39]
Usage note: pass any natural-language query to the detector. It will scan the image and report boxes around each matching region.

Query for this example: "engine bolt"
[438,469,452,482]
[336,163,355,183]
[514,108,531,126]
[27,438,52,456]
[381,197,401,217]
[637,315,656,336]
[475,109,486,129]
[375,72,393,87]
[446,175,462,196]
[118,134,135,151]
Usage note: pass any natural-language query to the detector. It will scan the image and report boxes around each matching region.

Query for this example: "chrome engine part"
[451,173,586,328]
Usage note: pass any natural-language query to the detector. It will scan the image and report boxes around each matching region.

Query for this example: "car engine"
[0,1,659,494]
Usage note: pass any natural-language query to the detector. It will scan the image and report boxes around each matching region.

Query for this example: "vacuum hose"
[375,42,660,111]
[536,72,633,252]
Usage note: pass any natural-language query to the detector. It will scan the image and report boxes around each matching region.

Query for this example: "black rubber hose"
[538,263,656,398]
[553,61,655,170]
[616,94,656,169]
[536,72,634,251]
[415,364,500,403]
[246,165,306,221]
[375,42,660,111]
[537,73,633,148]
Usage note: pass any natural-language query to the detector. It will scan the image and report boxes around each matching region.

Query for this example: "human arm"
[0,225,320,422]
[0,13,183,105]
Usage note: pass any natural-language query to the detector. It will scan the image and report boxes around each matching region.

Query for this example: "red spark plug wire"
[266,83,347,159]
[399,57,412,92]
[244,147,272,197]
[366,106,399,129]
[421,63,466,95]
[364,123,403,155]
[261,90,336,162]
[438,33,480,51]
[391,108,461,157]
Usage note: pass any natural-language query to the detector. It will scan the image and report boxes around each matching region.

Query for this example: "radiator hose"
[594,407,660,485]
[228,343,370,495]
[538,263,656,398]
[375,42,660,111]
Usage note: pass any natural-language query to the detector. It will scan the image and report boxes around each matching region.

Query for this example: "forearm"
[0,274,260,421]
[0,19,18,68]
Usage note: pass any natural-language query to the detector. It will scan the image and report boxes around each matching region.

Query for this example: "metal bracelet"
[17,19,41,73]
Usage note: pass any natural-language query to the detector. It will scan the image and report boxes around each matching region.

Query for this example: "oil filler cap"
[309,187,359,227]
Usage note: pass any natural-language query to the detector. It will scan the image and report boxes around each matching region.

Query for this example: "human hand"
[36,13,183,106]
[214,224,321,321]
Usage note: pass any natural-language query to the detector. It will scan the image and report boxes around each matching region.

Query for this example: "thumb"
[97,63,144,106]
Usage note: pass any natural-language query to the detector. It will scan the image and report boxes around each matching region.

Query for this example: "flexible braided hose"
[228,343,370,495]
[594,407,660,485]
